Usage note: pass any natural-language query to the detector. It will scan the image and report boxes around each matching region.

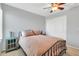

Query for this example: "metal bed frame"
[42,40,66,56]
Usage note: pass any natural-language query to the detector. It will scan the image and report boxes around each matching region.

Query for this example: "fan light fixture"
[43,3,65,13]
[51,3,58,11]
[51,3,64,11]
[52,7,58,11]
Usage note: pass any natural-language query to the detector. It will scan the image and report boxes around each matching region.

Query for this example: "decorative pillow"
[33,30,42,35]
[26,31,34,36]
[21,30,34,37]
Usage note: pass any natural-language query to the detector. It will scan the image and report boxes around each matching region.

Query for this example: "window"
[0,4,2,40]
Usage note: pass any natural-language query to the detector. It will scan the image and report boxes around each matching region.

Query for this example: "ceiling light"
[52,7,58,11]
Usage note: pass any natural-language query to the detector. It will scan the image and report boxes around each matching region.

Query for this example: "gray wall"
[2,4,45,50]
[67,6,79,48]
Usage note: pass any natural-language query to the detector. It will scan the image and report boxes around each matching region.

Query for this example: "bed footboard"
[19,45,27,56]
[42,40,66,56]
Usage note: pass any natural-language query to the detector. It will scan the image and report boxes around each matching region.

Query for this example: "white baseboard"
[68,45,79,50]
[0,48,6,53]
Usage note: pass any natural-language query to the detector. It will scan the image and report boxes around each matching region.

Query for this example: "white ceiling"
[5,3,79,17]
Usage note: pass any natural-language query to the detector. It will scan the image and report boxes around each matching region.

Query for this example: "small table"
[6,37,19,52]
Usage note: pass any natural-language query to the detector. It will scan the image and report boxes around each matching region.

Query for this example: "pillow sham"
[21,30,34,37]
[33,30,42,35]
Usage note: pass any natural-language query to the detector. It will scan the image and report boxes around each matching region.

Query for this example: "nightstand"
[6,38,19,52]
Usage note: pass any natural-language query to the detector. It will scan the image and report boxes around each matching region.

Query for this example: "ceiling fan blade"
[58,7,64,10]
[58,3,65,5]
[43,7,51,9]
[51,3,65,5]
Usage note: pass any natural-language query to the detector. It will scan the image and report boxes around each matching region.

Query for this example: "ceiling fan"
[43,3,65,13]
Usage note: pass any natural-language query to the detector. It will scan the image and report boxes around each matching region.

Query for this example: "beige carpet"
[1,49,25,56]
[1,46,79,56]
[66,46,79,56]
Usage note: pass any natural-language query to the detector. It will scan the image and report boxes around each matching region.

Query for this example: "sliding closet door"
[46,15,67,40]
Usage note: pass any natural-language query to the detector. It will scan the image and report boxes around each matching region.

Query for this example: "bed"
[19,33,66,56]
